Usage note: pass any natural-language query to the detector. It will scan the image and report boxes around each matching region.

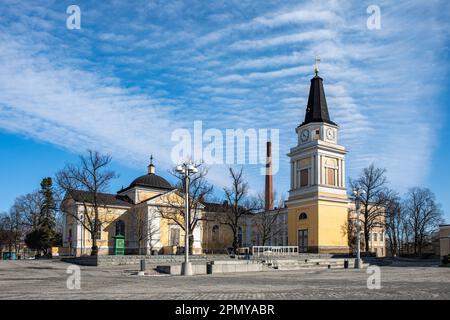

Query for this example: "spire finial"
[148,154,155,174]
[314,54,320,76]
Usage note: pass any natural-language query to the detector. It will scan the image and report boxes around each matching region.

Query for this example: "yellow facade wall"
[317,200,348,248]
[287,197,349,253]
[136,190,160,203]
[287,201,319,248]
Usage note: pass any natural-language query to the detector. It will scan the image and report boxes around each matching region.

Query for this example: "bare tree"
[221,167,256,253]
[0,213,9,257]
[0,211,23,255]
[11,191,45,232]
[403,187,443,255]
[384,192,405,257]
[157,163,213,254]
[253,193,285,245]
[56,150,118,256]
[350,164,390,252]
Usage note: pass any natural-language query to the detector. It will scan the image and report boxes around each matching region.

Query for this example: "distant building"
[438,224,450,259]
[348,204,386,257]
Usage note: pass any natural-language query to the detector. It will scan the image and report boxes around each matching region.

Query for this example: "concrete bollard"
[206,262,213,275]
[138,259,146,276]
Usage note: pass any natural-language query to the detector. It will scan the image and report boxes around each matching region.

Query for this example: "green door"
[114,235,125,255]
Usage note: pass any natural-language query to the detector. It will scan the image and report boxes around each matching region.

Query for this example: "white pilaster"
[342,159,346,188]
[321,155,325,185]
[316,153,321,185]
[291,161,294,189]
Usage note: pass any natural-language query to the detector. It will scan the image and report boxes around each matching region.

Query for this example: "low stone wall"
[156,264,207,275]
[156,260,263,275]
[61,254,232,266]
[209,260,262,273]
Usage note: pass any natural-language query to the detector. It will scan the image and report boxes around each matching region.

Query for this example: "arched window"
[115,220,125,236]
[212,225,219,242]
[299,212,308,220]
[325,158,338,186]
[295,158,311,188]
[169,225,180,246]
[94,219,102,240]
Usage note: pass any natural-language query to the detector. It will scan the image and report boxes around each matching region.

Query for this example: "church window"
[296,158,311,188]
[300,169,309,187]
[169,226,181,246]
[324,158,338,187]
[374,233,378,242]
[212,225,219,242]
[93,219,102,240]
[314,128,321,140]
[299,212,307,220]
[327,168,336,186]
[115,220,125,236]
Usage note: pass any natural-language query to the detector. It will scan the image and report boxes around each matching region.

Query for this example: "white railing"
[252,246,298,257]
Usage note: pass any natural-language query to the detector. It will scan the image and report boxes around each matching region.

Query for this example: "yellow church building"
[61,161,204,256]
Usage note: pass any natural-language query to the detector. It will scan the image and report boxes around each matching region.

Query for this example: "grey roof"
[127,173,173,190]
[300,75,337,127]
[68,190,132,207]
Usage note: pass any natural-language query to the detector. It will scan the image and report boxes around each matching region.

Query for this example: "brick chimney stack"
[265,141,273,211]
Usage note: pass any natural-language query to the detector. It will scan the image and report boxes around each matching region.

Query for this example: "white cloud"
[228,29,337,51]
[0,0,448,202]
[0,34,179,171]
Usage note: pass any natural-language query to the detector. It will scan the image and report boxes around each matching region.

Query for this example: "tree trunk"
[364,225,370,252]
[91,234,98,256]
[232,229,239,254]
[189,234,194,255]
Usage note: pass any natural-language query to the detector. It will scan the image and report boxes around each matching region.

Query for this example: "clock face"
[300,129,309,142]
[326,128,335,140]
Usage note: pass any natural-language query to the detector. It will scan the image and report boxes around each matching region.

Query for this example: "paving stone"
[0,259,448,299]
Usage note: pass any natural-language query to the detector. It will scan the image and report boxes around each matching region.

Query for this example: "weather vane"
[314,54,320,76]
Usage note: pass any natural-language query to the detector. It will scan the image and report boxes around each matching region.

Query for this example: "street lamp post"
[176,162,198,276]
[353,187,366,269]
[79,213,84,257]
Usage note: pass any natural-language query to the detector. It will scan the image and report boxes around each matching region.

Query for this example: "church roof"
[67,190,132,207]
[118,157,174,193]
[125,173,173,191]
[300,75,337,127]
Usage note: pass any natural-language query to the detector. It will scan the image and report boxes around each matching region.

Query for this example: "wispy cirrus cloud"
[0,0,449,201]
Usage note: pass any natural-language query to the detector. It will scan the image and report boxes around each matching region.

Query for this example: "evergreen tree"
[40,177,56,229]
[24,177,60,256]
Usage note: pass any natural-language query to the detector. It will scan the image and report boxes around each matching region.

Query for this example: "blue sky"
[0,0,449,222]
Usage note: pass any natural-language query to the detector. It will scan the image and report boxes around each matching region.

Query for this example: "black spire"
[300,74,336,127]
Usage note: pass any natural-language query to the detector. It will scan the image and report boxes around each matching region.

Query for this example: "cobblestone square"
[0,259,449,300]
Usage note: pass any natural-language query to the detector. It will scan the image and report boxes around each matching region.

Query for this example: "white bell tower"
[286,61,349,254]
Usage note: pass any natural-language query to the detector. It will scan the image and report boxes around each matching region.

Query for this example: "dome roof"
[129,173,173,190]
